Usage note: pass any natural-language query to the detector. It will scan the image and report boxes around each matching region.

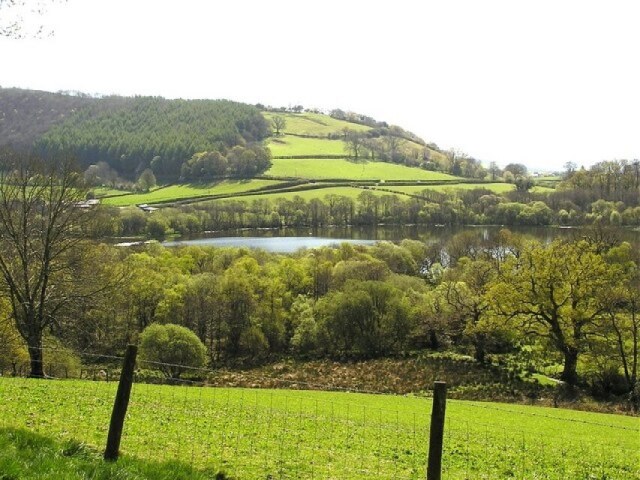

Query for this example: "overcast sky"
[1,0,639,171]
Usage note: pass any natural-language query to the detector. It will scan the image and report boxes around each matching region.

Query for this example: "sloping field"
[383,183,515,195]
[266,158,460,181]
[102,179,283,206]
[263,111,370,136]
[215,186,383,202]
[0,378,637,479]
[267,135,347,157]
[378,183,555,196]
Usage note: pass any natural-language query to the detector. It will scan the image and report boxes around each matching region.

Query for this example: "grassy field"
[101,180,283,206]
[215,186,386,203]
[0,377,637,479]
[381,183,515,195]
[379,183,555,196]
[263,111,371,136]
[266,158,460,181]
[0,428,212,480]
[267,135,347,157]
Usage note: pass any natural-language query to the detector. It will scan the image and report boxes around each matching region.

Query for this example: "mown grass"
[0,377,637,479]
[101,180,283,206]
[263,111,370,136]
[266,158,460,181]
[267,135,347,157]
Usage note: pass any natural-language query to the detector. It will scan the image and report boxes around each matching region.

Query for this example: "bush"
[42,336,81,378]
[139,323,207,379]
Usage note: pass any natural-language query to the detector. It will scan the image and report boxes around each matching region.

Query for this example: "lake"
[162,236,377,253]
[162,225,640,253]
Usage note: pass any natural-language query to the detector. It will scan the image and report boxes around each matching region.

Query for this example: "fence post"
[427,381,447,480]
[104,344,138,461]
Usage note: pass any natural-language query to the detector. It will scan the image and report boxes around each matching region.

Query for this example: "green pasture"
[91,186,129,198]
[531,185,556,193]
[379,183,554,196]
[217,186,385,203]
[381,183,515,195]
[101,180,282,206]
[263,111,370,136]
[0,378,637,479]
[267,135,347,157]
[266,158,460,181]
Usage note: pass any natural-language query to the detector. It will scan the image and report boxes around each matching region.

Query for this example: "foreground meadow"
[0,377,637,479]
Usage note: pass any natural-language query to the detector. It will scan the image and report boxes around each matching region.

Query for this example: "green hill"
[0,88,501,207]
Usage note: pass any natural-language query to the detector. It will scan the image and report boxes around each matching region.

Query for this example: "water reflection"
[162,225,640,253]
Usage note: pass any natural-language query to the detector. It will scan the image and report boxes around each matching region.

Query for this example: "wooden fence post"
[104,344,137,461]
[427,381,447,480]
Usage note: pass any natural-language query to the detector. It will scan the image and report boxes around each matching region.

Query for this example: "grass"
[266,158,460,181]
[263,111,371,136]
[267,135,347,157]
[101,180,283,206]
[0,377,637,479]
[215,186,385,203]
[262,111,445,164]
[91,186,130,198]
[0,427,216,479]
[381,183,515,195]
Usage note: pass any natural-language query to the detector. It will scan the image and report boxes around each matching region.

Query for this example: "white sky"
[1,0,639,171]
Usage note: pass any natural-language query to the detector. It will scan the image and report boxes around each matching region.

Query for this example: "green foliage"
[0,300,28,372]
[36,96,269,179]
[317,280,412,357]
[139,323,207,378]
[488,239,632,384]
[181,144,271,180]
[136,168,157,192]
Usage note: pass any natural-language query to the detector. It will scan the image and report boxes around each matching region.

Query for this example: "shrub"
[139,324,207,379]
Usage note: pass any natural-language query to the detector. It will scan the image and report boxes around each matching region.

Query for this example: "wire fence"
[0,349,638,479]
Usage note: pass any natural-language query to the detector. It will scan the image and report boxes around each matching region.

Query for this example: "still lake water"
[162,236,377,253]
[162,225,640,253]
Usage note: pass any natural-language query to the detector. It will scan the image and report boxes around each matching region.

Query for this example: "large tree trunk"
[27,338,45,378]
[560,347,579,385]
[473,336,486,363]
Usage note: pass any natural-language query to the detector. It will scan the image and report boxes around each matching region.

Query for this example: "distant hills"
[0,87,489,191]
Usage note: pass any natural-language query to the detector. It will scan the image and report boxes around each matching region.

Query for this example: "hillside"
[0,87,270,180]
[0,87,104,149]
[1,88,506,208]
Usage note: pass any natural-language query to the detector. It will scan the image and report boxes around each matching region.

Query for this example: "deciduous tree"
[0,151,96,376]
[489,239,630,384]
